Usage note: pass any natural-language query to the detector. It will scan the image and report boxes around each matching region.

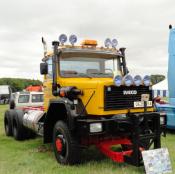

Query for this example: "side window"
[18,95,30,103]
[31,94,43,103]
[47,57,53,78]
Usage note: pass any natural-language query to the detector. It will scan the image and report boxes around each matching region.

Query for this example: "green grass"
[0,105,174,174]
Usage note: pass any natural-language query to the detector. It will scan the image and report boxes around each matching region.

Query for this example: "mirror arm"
[52,41,61,96]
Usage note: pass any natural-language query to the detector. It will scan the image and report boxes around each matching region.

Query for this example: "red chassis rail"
[96,138,133,163]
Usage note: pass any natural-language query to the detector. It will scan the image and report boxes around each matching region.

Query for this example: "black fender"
[44,98,76,143]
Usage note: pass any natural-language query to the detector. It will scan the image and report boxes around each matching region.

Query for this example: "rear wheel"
[53,121,81,165]
[12,110,31,140]
[13,116,25,140]
[4,110,13,136]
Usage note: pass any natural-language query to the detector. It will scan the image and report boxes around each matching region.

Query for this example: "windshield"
[59,53,121,78]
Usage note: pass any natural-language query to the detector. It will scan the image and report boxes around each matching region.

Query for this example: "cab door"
[43,57,54,111]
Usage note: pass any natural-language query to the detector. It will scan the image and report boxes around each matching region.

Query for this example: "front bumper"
[76,112,166,166]
[76,112,166,137]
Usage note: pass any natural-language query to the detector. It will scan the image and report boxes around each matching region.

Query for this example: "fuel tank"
[23,110,44,134]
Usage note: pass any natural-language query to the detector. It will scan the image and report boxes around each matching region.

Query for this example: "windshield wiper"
[90,72,113,76]
[78,73,92,78]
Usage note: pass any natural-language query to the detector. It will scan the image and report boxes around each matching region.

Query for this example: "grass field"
[0,105,174,174]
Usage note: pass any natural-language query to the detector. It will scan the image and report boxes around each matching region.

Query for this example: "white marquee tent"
[152,79,168,97]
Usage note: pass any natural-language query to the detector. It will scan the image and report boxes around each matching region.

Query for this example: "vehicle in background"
[25,85,43,92]
[10,91,43,109]
[156,25,175,129]
[0,85,12,104]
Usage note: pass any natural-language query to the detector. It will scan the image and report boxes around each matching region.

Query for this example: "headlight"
[59,34,67,44]
[114,75,122,86]
[111,39,118,48]
[123,75,133,86]
[90,123,102,133]
[104,38,112,48]
[69,34,77,45]
[143,75,151,86]
[160,112,166,125]
[134,75,142,86]
[160,117,165,125]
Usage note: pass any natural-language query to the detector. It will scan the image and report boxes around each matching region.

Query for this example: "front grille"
[104,85,152,111]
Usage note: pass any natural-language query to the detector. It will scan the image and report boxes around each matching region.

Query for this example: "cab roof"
[42,45,123,61]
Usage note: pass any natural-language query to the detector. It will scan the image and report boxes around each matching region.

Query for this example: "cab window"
[32,94,43,103]
[18,95,30,103]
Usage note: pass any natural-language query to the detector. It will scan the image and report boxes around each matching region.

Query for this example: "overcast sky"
[0,0,174,80]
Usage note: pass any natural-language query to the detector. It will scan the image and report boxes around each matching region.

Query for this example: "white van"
[11,91,43,109]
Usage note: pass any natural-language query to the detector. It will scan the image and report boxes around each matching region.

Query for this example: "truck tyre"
[53,121,81,165]
[4,110,13,136]
[12,110,29,140]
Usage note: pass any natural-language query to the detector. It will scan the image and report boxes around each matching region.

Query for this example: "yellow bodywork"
[43,76,154,116]
[43,45,154,116]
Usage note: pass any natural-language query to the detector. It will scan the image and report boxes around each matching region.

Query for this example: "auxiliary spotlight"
[124,75,133,86]
[59,34,67,45]
[134,75,142,86]
[111,39,118,48]
[143,75,151,86]
[104,38,112,48]
[114,75,122,87]
[69,34,77,45]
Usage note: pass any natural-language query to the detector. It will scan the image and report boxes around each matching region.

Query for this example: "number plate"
[134,101,152,108]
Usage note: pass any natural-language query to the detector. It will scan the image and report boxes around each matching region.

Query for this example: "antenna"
[42,37,47,57]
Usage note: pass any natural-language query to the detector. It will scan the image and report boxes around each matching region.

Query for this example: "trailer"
[0,85,12,104]
[4,35,166,166]
[156,25,175,129]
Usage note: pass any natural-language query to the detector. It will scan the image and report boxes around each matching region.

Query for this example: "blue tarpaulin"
[168,28,175,104]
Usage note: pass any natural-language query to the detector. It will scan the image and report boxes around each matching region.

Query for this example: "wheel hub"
[56,138,63,152]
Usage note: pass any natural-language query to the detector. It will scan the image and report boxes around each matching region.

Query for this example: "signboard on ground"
[142,148,172,174]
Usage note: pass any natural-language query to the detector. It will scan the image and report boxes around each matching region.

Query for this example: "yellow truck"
[4,34,166,166]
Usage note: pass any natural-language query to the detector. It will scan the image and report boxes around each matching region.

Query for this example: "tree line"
[0,78,42,92]
[151,74,165,85]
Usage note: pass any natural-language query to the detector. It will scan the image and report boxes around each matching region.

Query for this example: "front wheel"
[53,121,81,165]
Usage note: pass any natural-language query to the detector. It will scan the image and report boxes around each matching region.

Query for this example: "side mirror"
[40,62,48,75]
